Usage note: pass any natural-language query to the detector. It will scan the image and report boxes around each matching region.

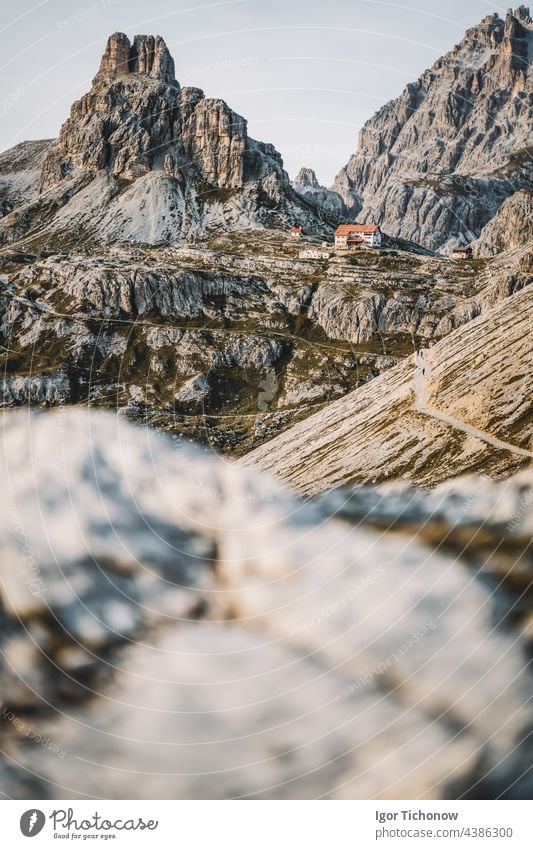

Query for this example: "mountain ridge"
[330,6,533,254]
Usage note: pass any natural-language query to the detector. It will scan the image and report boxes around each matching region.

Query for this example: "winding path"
[413,350,533,461]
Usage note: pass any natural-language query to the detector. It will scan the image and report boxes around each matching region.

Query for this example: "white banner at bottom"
[1,799,530,848]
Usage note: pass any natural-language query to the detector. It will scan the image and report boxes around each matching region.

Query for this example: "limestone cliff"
[473,188,533,254]
[332,7,533,254]
[1,33,329,246]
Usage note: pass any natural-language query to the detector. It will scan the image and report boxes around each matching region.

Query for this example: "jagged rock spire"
[293,167,320,189]
[512,5,531,21]
[130,35,176,83]
[93,32,176,86]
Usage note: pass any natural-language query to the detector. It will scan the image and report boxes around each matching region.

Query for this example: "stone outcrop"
[180,96,247,188]
[41,34,247,190]
[1,408,532,799]
[0,140,52,232]
[6,32,330,244]
[92,31,134,83]
[130,33,176,83]
[294,167,320,189]
[332,8,533,254]
[0,372,71,405]
[93,32,176,86]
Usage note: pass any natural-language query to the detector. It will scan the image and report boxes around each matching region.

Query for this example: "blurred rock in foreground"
[0,409,531,799]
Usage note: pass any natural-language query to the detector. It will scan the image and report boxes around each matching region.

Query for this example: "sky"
[0,0,510,185]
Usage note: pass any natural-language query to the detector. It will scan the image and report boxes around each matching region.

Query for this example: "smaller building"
[452,245,473,260]
[299,248,332,260]
[335,224,382,250]
[290,226,303,238]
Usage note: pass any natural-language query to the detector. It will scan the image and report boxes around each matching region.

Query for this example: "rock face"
[293,166,346,216]
[93,32,176,85]
[0,140,52,223]
[294,167,320,190]
[40,33,247,190]
[0,33,329,246]
[332,8,533,254]
[473,188,533,255]
[0,408,532,799]
[0,372,71,405]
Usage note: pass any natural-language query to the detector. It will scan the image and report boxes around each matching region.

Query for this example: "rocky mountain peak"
[501,8,531,74]
[331,9,533,254]
[1,31,330,245]
[40,32,262,192]
[511,5,531,22]
[465,7,530,43]
[293,167,320,189]
[92,31,176,86]
[292,167,346,217]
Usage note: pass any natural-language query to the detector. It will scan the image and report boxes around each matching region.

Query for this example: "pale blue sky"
[0,0,509,184]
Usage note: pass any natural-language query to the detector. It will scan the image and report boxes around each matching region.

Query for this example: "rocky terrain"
[331,6,533,254]
[1,408,532,799]
[0,33,330,249]
[244,278,533,493]
[1,236,530,453]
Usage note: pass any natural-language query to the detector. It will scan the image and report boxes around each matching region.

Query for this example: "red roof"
[335,224,380,236]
